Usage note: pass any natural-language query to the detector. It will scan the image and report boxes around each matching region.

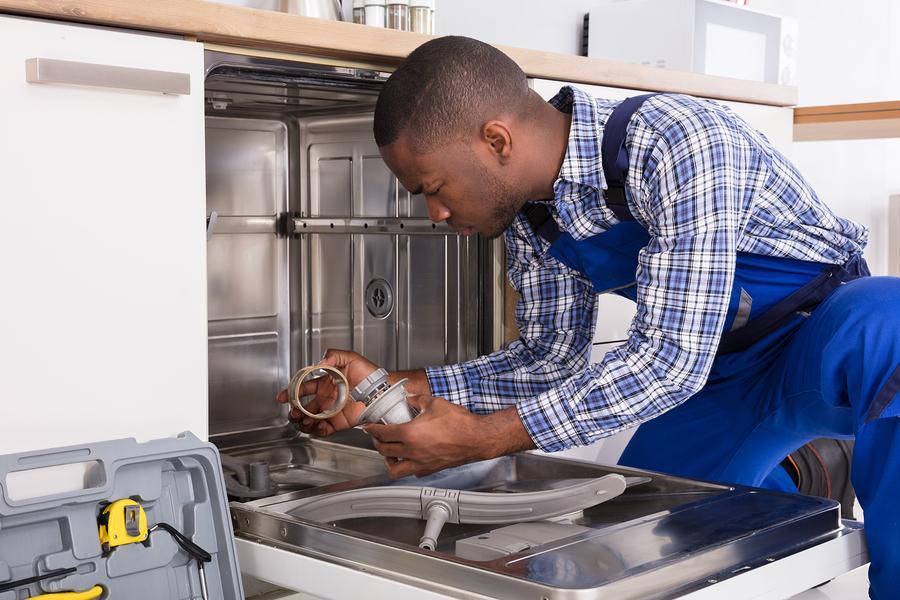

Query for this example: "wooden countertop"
[0,0,796,107]
[794,101,900,141]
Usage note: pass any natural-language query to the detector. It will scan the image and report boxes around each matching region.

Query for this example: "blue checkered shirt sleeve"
[425,215,598,416]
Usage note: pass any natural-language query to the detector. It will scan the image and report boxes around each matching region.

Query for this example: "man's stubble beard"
[486,196,520,239]
[484,168,527,240]
[465,147,528,240]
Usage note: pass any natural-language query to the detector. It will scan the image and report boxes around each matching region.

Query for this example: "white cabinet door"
[0,16,207,454]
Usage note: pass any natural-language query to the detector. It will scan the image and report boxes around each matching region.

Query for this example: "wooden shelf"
[794,101,900,141]
[0,0,796,107]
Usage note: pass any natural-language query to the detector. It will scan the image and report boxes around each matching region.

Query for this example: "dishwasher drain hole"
[365,278,394,319]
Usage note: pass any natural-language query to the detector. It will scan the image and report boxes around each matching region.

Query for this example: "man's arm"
[388,369,431,395]
[423,212,599,414]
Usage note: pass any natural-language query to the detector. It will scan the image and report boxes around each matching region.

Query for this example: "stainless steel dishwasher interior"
[204,51,504,490]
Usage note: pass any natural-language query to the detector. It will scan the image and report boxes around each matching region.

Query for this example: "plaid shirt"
[425,87,869,452]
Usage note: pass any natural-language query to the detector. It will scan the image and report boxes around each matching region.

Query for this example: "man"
[278,37,900,598]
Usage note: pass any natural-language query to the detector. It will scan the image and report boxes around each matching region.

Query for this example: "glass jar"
[353,0,366,24]
[364,0,386,27]
[409,0,433,34]
[386,0,409,31]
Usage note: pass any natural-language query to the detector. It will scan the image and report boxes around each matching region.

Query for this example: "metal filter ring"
[288,365,349,420]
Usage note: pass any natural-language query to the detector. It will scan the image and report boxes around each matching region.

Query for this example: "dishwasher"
[202,50,868,599]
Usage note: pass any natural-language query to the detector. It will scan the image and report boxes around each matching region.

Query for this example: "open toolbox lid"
[0,432,243,599]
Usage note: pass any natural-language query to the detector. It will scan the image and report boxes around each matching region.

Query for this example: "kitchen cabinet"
[0,16,207,454]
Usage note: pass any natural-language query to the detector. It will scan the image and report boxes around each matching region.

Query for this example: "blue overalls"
[524,94,900,599]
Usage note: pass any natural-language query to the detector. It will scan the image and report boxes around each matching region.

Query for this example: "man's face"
[380,134,524,239]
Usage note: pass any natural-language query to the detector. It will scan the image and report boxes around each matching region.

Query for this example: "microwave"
[585,0,797,86]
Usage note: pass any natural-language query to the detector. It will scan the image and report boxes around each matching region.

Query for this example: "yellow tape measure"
[98,499,148,551]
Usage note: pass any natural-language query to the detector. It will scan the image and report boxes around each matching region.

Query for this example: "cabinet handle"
[25,58,190,95]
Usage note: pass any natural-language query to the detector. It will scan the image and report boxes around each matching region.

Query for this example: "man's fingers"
[364,422,404,442]
[371,438,405,458]
[290,408,318,433]
[385,457,417,479]
[319,348,359,369]
[293,389,344,417]
[298,376,328,397]
[314,421,333,436]
[405,394,433,412]
[276,388,289,404]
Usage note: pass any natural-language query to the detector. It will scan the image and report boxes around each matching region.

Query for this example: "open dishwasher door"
[222,435,867,600]
[201,50,867,599]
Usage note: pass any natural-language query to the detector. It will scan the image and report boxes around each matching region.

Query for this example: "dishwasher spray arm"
[289,473,628,550]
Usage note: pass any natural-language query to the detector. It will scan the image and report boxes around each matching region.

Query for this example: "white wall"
[783,0,900,276]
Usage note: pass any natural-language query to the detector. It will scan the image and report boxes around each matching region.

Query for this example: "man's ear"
[482,121,513,163]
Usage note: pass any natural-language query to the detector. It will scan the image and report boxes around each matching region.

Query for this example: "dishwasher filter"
[0,433,243,600]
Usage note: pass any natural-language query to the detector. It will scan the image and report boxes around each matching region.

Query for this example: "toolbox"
[0,432,243,599]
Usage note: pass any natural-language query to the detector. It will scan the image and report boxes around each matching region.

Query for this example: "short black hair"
[374,36,529,151]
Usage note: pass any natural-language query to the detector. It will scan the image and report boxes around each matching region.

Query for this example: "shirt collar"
[549,85,608,194]
[546,86,616,239]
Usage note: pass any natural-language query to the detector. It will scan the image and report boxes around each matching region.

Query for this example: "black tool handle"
[152,523,212,563]
[0,566,77,593]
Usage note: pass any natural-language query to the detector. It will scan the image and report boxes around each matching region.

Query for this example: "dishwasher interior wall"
[203,52,502,438]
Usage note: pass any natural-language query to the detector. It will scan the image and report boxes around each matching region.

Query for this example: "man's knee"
[832,276,900,321]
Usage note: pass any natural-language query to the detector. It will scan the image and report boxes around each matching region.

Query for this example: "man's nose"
[426,196,450,223]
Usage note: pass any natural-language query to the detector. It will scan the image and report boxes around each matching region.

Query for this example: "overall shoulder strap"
[519,93,661,242]
[522,202,560,244]
[601,93,658,222]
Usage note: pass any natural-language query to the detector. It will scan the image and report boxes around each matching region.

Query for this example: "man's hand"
[364,396,536,478]
[276,349,379,436]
